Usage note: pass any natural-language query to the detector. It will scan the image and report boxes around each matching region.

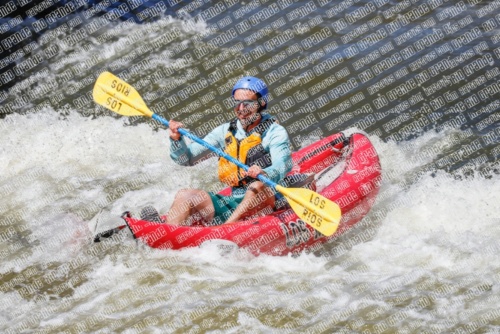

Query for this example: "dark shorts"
[208,190,284,226]
[207,192,244,226]
[206,174,314,225]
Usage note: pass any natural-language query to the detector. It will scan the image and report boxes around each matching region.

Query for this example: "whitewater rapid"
[1,110,498,332]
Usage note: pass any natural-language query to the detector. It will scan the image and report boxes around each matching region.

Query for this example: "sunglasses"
[233,99,259,109]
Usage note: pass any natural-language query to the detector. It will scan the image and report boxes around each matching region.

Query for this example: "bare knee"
[176,189,202,202]
[176,189,211,208]
[175,189,195,199]
[170,189,213,224]
[183,190,214,222]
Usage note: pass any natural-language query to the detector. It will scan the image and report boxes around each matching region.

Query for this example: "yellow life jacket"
[218,118,275,187]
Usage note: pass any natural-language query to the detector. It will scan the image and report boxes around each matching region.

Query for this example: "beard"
[240,112,261,128]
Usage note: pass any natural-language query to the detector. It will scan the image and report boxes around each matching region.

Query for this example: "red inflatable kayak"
[121,130,381,256]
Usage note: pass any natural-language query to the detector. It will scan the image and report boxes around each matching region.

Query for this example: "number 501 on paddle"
[106,97,123,112]
[302,194,326,227]
[309,193,325,209]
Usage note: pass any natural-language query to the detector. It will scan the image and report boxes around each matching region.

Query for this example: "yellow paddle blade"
[93,71,153,117]
[93,84,149,116]
[276,185,341,236]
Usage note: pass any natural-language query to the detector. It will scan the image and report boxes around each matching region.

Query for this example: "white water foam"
[1,111,499,332]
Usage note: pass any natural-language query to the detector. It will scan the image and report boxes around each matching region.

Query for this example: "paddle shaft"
[152,113,276,188]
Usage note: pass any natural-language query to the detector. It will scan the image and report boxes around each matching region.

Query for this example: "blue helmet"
[232,76,268,109]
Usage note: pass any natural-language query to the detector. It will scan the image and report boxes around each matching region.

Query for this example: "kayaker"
[143,77,292,226]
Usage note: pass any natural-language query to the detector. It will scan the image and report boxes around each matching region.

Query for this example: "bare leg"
[167,189,215,226]
[225,181,275,224]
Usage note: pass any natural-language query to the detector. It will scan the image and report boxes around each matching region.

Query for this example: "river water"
[1,0,499,332]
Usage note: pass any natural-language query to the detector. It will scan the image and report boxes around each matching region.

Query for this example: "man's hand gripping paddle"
[92,71,342,239]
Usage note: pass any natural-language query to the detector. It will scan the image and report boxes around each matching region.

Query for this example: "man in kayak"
[149,77,293,226]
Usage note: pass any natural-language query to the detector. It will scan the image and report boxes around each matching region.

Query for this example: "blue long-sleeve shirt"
[169,113,293,198]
